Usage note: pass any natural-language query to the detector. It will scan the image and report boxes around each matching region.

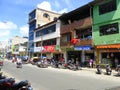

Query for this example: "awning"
[96,44,120,49]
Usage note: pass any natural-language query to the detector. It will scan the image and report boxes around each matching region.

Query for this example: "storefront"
[96,44,120,67]
[66,45,94,66]
[74,45,94,66]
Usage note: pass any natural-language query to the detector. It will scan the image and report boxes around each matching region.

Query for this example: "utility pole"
[40,33,43,58]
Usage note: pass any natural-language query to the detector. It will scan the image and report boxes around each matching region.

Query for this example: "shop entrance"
[53,53,63,61]
[67,51,81,64]
[101,52,120,68]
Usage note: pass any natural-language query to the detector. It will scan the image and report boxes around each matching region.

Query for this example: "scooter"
[106,65,112,75]
[16,62,22,68]
[96,65,102,74]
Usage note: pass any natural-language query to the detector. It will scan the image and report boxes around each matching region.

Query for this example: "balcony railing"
[60,39,94,47]
[60,17,92,34]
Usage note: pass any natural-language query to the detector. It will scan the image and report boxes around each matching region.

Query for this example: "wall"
[93,0,120,45]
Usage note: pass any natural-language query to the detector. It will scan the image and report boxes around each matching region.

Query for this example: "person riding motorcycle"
[106,64,112,75]
[16,57,22,68]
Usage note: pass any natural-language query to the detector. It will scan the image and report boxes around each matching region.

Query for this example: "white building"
[8,36,28,56]
[34,20,61,59]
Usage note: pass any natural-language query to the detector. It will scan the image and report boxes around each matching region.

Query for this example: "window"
[61,34,71,43]
[35,24,56,37]
[29,11,36,21]
[99,23,119,36]
[99,0,116,15]
[43,13,50,20]
[76,28,92,40]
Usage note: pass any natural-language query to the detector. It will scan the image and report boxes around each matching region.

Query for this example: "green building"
[93,0,120,67]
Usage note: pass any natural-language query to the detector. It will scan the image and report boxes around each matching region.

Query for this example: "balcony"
[60,17,92,34]
[76,39,94,46]
[60,39,94,47]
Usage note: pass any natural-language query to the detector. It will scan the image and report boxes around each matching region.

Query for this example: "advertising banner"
[42,45,56,52]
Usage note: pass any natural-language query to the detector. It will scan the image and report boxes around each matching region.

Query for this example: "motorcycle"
[16,58,22,68]
[12,80,33,90]
[116,65,120,76]
[0,78,15,90]
[106,64,112,75]
[16,62,22,68]
[96,65,102,74]
[0,79,33,90]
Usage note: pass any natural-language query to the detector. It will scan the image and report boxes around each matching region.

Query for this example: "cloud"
[58,8,68,14]
[0,30,10,42]
[0,30,10,37]
[0,21,17,30]
[54,1,60,8]
[37,1,52,11]
[20,25,29,37]
[0,21,18,41]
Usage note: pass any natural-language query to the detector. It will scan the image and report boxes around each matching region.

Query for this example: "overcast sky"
[0,0,93,42]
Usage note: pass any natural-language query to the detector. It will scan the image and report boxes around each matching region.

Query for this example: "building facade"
[7,36,28,57]
[59,4,94,65]
[93,0,120,67]
[34,20,61,60]
[28,8,60,58]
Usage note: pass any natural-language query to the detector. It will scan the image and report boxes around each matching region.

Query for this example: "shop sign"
[28,48,34,52]
[34,47,43,52]
[55,45,60,50]
[74,46,91,50]
[42,45,56,52]
[97,44,120,48]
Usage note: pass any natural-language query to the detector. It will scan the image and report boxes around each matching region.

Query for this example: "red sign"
[42,45,56,52]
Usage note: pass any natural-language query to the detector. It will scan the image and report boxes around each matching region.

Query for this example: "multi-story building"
[28,8,60,58]
[7,36,28,57]
[92,0,120,67]
[34,20,61,60]
[59,3,94,64]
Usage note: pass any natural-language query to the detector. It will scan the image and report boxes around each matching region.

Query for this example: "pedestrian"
[89,58,93,68]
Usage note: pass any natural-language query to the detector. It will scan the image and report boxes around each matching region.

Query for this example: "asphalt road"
[1,60,120,90]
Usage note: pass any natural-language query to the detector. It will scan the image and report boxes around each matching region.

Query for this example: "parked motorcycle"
[106,64,112,75]
[37,60,48,68]
[12,80,33,90]
[0,78,15,90]
[116,65,120,76]
[0,78,33,90]
[96,65,102,74]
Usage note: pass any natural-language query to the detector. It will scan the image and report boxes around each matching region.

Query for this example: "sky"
[0,0,93,42]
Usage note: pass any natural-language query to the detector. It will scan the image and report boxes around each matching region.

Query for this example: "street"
[1,60,120,90]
